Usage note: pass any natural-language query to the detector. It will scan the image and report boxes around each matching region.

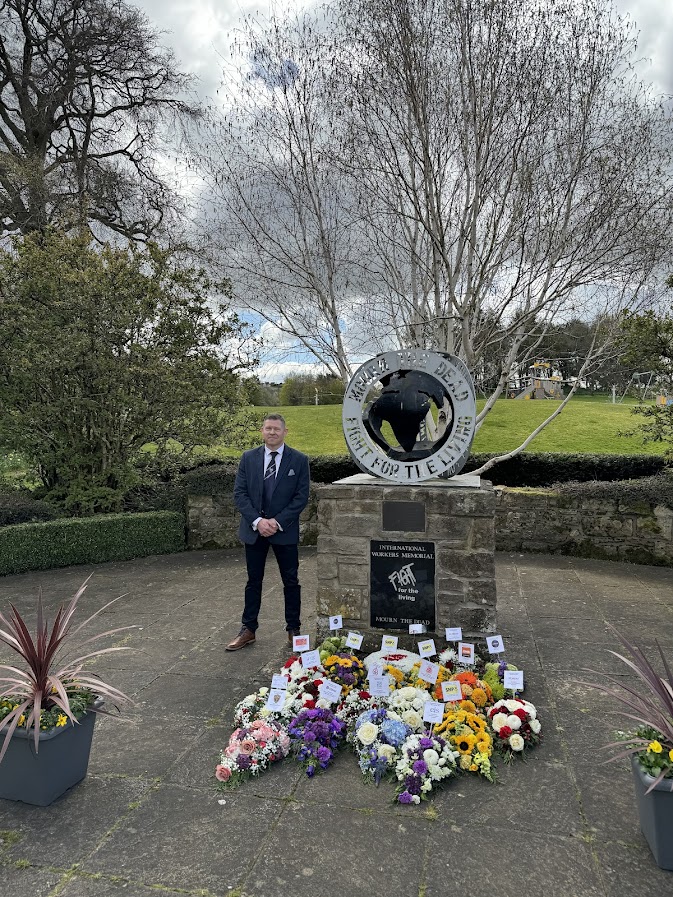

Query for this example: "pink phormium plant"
[583,623,673,792]
[0,576,135,761]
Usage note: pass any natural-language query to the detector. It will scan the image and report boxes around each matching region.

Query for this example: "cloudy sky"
[134,0,673,381]
[136,0,673,98]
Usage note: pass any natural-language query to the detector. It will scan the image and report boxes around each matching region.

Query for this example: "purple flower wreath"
[288,707,346,777]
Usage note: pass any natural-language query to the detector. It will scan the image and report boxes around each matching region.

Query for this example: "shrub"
[0,492,62,527]
[0,512,185,576]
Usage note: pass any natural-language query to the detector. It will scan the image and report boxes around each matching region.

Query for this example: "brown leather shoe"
[225,627,256,651]
[287,629,301,645]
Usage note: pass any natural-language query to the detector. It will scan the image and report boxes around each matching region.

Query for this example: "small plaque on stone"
[382,501,425,532]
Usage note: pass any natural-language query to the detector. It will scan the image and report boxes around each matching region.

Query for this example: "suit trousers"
[242,538,301,633]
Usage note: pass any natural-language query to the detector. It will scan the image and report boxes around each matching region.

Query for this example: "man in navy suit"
[226,413,310,651]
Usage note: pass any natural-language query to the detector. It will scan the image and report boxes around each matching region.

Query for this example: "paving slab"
[0,547,672,897]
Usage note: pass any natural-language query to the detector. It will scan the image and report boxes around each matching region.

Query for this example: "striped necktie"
[263,451,278,513]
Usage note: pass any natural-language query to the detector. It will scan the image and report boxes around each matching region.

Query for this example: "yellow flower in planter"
[56,714,68,727]
[647,741,663,754]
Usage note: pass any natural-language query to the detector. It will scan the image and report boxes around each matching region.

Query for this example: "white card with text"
[292,634,310,652]
[441,681,462,702]
[270,674,289,690]
[368,674,391,697]
[345,631,364,650]
[319,680,343,704]
[329,615,343,630]
[417,639,437,658]
[409,623,425,634]
[301,649,321,669]
[445,627,462,642]
[381,635,399,651]
[458,642,475,664]
[504,670,524,691]
[423,701,445,724]
[419,659,440,684]
[368,660,384,679]
[265,688,286,710]
[487,634,505,654]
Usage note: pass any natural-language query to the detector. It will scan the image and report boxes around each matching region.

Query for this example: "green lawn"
[0,398,665,483]
[248,398,665,456]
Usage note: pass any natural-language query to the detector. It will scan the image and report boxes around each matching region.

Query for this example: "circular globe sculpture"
[342,349,476,483]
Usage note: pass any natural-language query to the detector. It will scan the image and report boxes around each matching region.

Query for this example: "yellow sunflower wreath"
[433,709,495,782]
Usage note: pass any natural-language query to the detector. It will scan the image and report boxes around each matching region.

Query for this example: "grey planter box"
[0,708,98,806]
[631,757,673,870]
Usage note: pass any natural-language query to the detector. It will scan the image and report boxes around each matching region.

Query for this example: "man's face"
[261,419,287,449]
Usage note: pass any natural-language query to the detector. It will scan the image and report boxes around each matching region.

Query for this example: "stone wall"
[186,483,673,567]
[186,489,318,550]
[494,486,673,566]
[315,479,497,646]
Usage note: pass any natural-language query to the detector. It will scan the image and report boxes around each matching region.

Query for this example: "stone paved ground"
[0,548,672,896]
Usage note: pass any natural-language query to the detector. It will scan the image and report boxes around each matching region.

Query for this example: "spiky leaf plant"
[0,576,135,761]
[583,624,673,792]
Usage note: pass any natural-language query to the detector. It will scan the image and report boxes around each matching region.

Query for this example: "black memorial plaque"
[370,540,435,630]
[382,500,425,533]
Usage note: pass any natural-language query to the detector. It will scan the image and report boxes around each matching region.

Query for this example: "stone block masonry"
[315,478,497,648]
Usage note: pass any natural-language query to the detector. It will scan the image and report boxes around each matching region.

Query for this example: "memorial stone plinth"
[316,474,497,648]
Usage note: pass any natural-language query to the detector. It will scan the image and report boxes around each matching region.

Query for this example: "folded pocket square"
[288,469,295,476]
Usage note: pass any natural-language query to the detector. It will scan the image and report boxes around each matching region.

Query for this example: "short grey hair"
[263,413,286,427]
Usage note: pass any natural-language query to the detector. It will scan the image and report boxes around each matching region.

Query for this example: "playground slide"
[513,384,535,399]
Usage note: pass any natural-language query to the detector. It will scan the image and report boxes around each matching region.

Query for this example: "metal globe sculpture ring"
[342,350,476,483]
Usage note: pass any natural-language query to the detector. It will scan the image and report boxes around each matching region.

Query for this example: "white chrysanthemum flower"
[509,733,525,751]
[429,764,443,780]
[506,714,522,730]
[530,718,541,734]
[423,749,440,766]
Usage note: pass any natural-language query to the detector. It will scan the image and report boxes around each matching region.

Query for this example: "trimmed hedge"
[464,452,669,487]
[556,472,673,508]
[179,452,669,492]
[0,511,185,576]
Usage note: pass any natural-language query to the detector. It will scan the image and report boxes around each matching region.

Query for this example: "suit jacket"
[234,444,310,545]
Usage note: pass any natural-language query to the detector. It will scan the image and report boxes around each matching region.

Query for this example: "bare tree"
[196,11,365,381]
[201,0,673,468]
[0,0,199,240]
